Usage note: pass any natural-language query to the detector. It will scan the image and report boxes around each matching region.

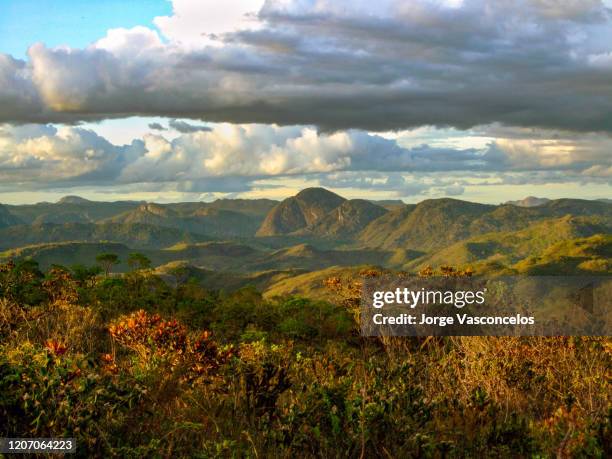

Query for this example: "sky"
[0,0,611,204]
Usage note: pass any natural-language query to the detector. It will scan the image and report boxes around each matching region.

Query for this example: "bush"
[0,343,147,456]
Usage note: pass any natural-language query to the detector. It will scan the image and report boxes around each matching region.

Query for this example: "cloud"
[0,54,42,122]
[316,171,472,198]
[153,0,263,47]
[168,119,212,133]
[0,124,141,185]
[0,0,611,134]
[148,122,166,131]
[0,122,609,197]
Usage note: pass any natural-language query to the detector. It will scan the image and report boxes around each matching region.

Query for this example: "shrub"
[0,343,147,456]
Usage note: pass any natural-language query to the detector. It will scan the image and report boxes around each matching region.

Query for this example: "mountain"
[154,261,305,292]
[359,199,496,250]
[0,242,139,271]
[505,196,550,207]
[369,200,405,211]
[264,265,377,300]
[245,243,383,272]
[0,204,22,229]
[513,234,611,274]
[106,203,261,238]
[405,215,611,273]
[543,198,612,217]
[299,199,388,238]
[6,200,141,224]
[205,198,278,218]
[1,190,610,278]
[57,195,92,205]
[359,198,612,251]
[160,241,262,271]
[256,188,346,236]
[357,204,416,247]
[5,198,275,228]
[106,203,178,226]
[0,222,210,251]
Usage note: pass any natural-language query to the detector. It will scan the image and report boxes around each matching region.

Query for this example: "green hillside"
[0,189,609,279]
[0,204,22,228]
[514,234,612,274]
[0,222,210,251]
[359,198,612,251]
[245,243,386,272]
[105,203,262,237]
[359,198,496,250]
[264,265,377,300]
[0,242,141,271]
[6,198,141,224]
[154,261,306,292]
[406,216,611,273]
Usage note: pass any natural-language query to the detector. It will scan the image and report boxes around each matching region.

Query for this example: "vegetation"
[1,260,609,457]
[0,191,610,456]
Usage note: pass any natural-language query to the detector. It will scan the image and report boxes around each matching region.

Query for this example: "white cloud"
[0,124,135,183]
[154,0,264,47]
[0,122,609,196]
[94,26,164,57]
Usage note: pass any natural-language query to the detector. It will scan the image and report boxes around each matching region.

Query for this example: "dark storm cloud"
[0,1,611,133]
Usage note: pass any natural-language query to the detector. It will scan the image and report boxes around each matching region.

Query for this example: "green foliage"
[0,259,46,305]
[127,252,151,271]
[96,252,119,277]
[0,344,147,456]
[0,259,609,457]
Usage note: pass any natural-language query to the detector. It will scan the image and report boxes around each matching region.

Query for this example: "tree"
[128,253,151,271]
[71,264,102,288]
[96,253,119,277]
[168,265,189,290]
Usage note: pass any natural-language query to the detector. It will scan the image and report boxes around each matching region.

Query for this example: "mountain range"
[1,189,610,296]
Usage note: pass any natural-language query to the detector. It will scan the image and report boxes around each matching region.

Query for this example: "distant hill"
[0,222,210,251]
[106,203,178,226]
[57,195,93,205]
[245,243,385,272]
[160,241,263,271]
[368,200,405,210]
[154,261,305,292]
[264,265,377,300]
[106,203,261,238]
[0,242,139,271]
[256,188,346,236]
[5,198,275,229]
[204,198,278,218]
[359,197,612,251]
[505,196,550,207]
[359,198,496,250]
[6,200,141,224]
[513,234,611,274]
[0,204,22,229]
[405,215,611,273]
[1,189,610,278]
[298,199,388,238]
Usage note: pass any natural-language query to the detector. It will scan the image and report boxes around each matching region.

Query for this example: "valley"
[0,187,610,298]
